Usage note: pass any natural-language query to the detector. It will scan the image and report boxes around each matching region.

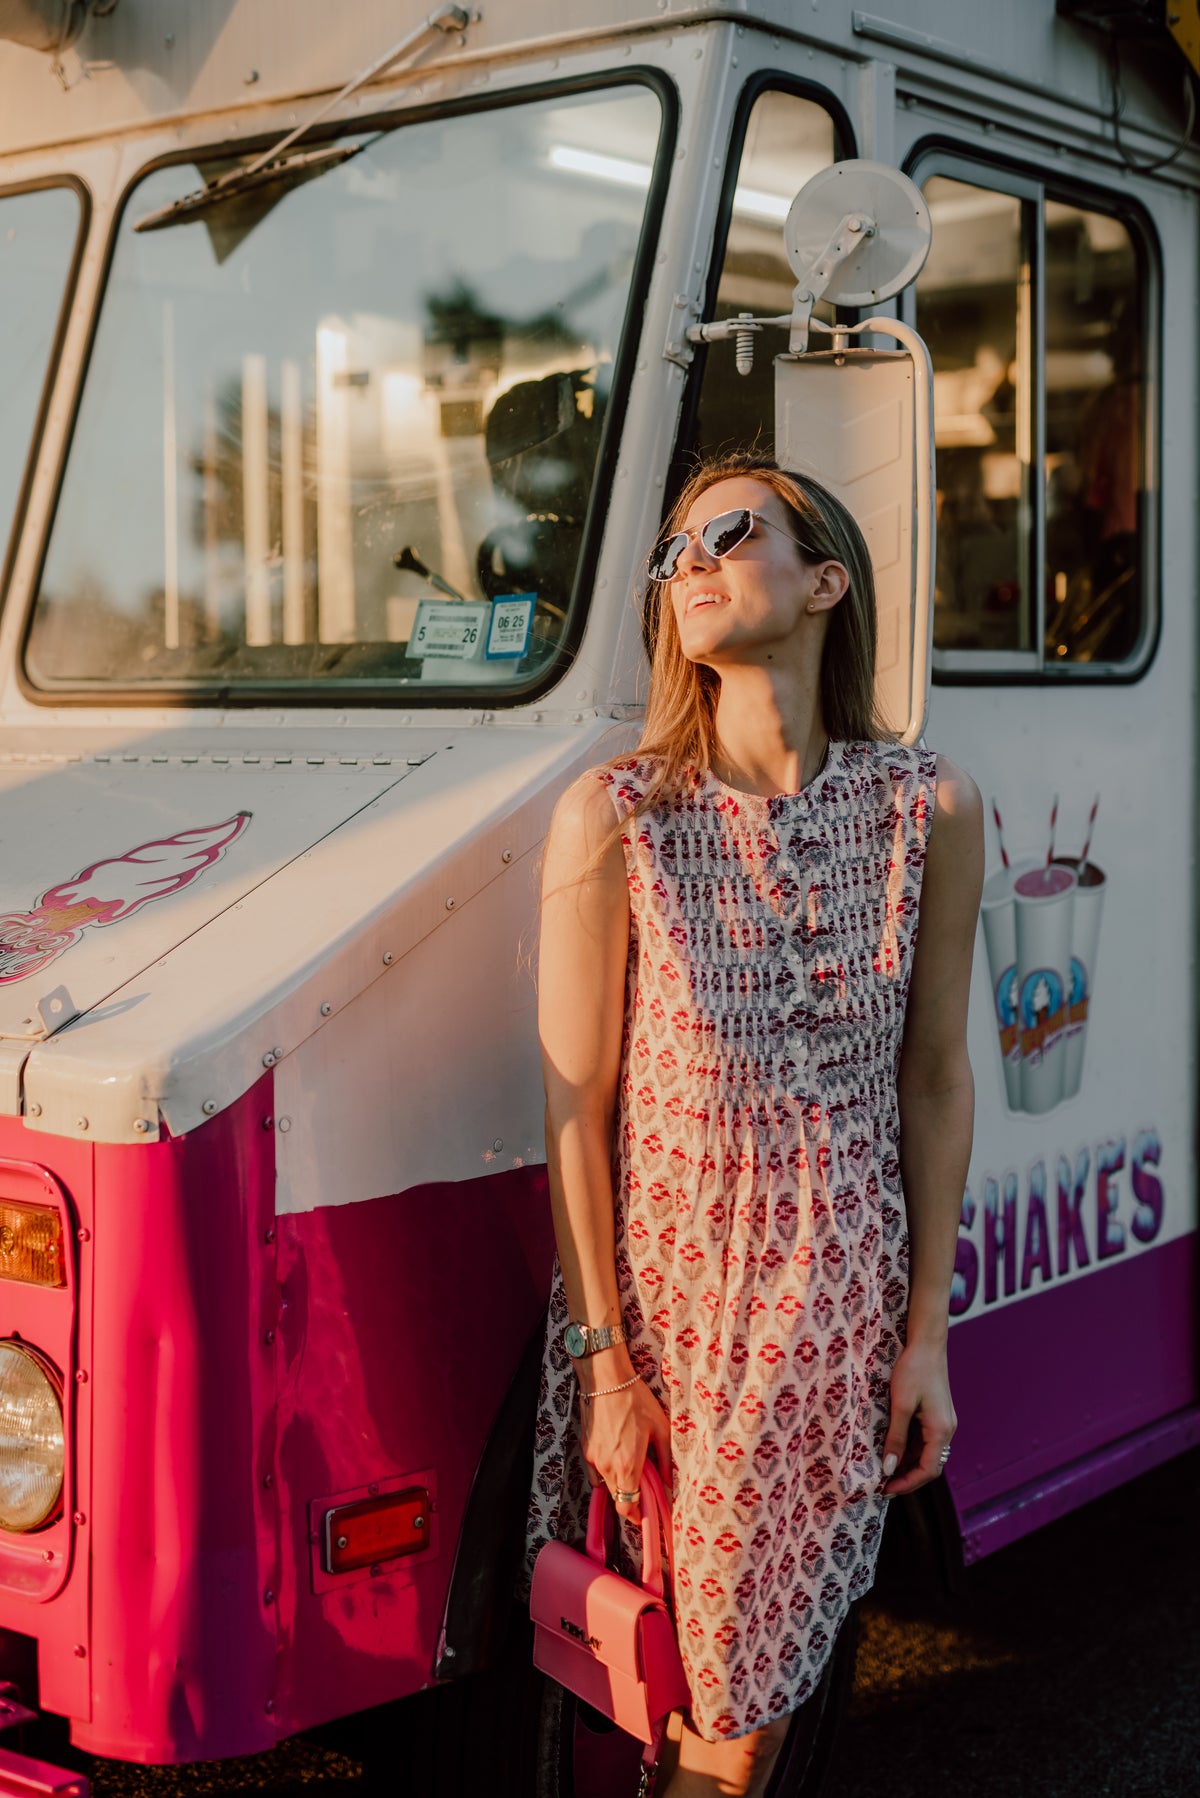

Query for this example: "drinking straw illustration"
[1046,793,1059,868]
[1079,793,1100,869]
[991,798,1010,871]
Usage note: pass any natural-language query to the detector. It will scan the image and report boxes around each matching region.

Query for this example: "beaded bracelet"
[580,1372,641,1404]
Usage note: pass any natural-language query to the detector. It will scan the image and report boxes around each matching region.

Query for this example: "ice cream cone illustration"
[0,813,251,986]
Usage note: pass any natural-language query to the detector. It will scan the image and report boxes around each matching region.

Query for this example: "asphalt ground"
[73,1446,1200,1798]
[829,1445,1200,1798]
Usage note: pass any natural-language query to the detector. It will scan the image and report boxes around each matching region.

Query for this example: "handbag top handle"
[583,1459,673,1599]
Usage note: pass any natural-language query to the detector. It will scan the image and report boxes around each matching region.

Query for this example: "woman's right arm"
[539,775,672,1522]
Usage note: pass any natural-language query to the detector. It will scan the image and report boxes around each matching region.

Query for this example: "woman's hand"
[579,1357,673,1525]
[880,1337,957,1495]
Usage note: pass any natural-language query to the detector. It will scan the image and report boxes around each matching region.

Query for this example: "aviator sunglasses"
[646,507,815,584]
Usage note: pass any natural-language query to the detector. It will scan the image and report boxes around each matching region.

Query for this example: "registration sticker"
[486,594,535,660]
[410,600,491,661]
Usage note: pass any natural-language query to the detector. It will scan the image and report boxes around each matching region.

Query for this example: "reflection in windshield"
[27,86,662,696]
[0,185,79,566]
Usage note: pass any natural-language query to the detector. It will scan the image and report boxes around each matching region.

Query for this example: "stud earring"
[805,602,818,615]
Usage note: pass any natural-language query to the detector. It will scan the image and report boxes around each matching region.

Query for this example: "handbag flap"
[530,1539,665,1682]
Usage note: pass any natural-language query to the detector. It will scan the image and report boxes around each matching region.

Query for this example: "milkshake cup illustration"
[1014,864,1077,1115]
[980,858,1036,1112]
[1052,856,1106,1099]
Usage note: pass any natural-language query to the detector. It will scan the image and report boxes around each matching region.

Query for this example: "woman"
[527,452,983,1797]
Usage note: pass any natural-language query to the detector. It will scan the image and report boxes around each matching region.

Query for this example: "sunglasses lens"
[701,509,754,559]
[647,532,687,582]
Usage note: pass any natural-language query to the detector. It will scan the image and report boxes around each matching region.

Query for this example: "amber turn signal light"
[323,1487,430,1574]
[0,1199,65,1288]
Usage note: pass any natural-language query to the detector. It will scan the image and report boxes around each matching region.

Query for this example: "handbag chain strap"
[637,1725,665,1798]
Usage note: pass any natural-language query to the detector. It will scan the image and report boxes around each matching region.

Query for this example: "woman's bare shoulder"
[932,752,983,835]
[551,767,621,842]
[543,768,628,895]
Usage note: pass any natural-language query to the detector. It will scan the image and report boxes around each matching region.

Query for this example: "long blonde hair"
[620,451,888,821]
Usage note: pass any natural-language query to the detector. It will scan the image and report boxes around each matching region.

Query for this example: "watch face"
[564,1323,588,1358]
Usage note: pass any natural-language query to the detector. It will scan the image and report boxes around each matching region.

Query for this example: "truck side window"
[692,87,839,459]
[1044,200,1144,666]
[915,166,1152,674]
[0,184,80,581]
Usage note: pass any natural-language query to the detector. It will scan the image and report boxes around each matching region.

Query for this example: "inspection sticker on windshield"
[486,594,535,660]
[410,600,490,661]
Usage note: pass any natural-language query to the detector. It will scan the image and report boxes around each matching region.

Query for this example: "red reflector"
[323,1487,430,1574]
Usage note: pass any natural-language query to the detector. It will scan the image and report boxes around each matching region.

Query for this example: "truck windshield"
[1,185,79,578]
[26,84,663,701]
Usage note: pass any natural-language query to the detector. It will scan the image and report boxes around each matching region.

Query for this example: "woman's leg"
[657,1709,791,1798]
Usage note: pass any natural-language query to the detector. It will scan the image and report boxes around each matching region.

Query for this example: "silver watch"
[564,1320,628,1359]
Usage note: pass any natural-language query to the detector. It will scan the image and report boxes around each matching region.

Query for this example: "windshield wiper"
[134,3,477,234]
[134,141,372,235]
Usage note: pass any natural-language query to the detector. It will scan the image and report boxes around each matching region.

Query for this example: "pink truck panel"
[0,1075,555,1762]
[80,1079,278,1760]
[273,1165,553,1736]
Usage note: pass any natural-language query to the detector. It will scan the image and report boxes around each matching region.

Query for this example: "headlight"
[0,1343,64,1532]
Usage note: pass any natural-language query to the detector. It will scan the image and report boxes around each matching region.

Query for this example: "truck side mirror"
[688,160,935,743]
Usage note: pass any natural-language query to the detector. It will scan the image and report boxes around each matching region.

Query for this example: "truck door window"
[0,184,80,589]
[24,84,664,701]
[914,163,1152,676]
[692,87,839,459]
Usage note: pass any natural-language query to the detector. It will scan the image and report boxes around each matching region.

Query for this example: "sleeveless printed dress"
[525,738,938,1742]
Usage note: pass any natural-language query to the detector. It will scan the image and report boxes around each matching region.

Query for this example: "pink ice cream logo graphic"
[0,813,251,985]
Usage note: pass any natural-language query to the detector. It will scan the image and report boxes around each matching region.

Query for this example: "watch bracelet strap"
[570,1320,628,1354]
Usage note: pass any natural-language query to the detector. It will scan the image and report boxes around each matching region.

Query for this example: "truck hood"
[2,721,621,1142]
[0,756,407,1042]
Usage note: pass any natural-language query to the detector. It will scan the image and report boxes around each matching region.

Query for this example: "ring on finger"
[937,1446,952,1468]
[614,1487,640,1505]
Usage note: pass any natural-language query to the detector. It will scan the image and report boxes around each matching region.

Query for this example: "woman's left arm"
[882,753,984,1495]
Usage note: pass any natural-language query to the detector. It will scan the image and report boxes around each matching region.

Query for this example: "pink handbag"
[531,1460,691,1792]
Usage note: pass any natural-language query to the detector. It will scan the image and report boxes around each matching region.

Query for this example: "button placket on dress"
[764,796,814,1107]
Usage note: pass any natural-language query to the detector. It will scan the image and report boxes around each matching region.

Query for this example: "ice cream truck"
[0,0,1196,1793]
